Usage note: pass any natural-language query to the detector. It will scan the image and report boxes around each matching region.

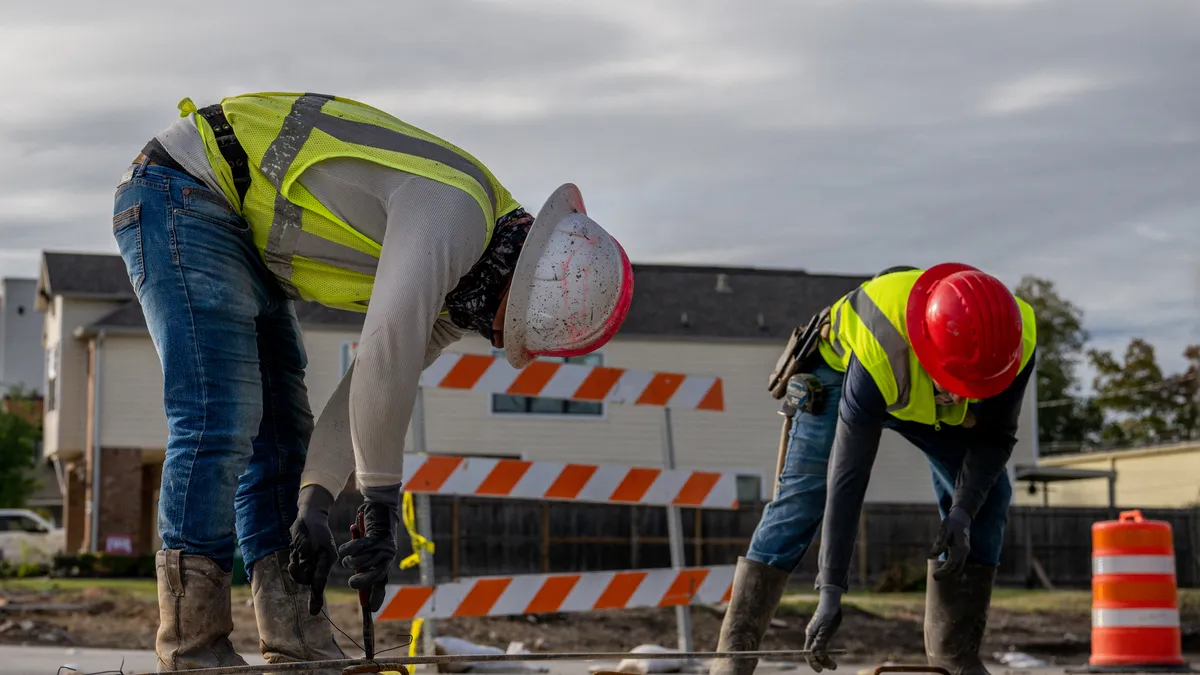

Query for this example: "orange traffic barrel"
[1089,509,1186,669]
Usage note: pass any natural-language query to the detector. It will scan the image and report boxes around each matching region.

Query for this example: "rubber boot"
[251,549,346,673]
[710,557,791,675]
[155,550,248,671]
[923,560,997,675]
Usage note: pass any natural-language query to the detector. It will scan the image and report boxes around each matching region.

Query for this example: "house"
[37,252,1039,555]
[1,278,44,395]
[1026,441,1200,508]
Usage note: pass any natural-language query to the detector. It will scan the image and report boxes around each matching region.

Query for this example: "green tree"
[0,406,40,508]
[1087,340,1199,446]
[1014,276,1101,452]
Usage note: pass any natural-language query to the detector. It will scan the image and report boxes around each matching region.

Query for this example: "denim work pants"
[745,364,1012,574]
[112,159,313,573]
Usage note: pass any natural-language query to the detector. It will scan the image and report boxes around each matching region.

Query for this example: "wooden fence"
[327,492,1200,589]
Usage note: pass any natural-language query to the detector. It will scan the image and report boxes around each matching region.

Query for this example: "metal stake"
[660,407,694,654]
[412,387,437,668]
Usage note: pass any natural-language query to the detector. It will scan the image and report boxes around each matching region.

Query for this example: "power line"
[1037,371,1198,409]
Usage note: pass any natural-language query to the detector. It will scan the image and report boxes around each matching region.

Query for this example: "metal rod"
[88,331,105,554]
[125,649,847,675]
[411,386,436,666]
[660,406,694,655]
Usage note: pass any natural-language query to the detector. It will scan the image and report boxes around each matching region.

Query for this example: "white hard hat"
[503,184,634,369]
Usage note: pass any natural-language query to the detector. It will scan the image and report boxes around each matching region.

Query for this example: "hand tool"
[350,510,375,660]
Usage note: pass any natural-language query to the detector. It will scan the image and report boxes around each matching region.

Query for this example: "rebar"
[125,648,846,675]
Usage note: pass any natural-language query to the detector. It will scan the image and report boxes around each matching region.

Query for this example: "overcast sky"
[2,0,1197,377]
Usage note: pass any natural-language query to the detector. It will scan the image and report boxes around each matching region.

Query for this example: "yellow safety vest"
[816,269,1037,427]
[182,92,521,312]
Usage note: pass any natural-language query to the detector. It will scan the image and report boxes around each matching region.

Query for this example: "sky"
[2,0,1197,378]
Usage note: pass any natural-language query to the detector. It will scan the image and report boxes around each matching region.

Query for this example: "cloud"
[0,0,1196,376]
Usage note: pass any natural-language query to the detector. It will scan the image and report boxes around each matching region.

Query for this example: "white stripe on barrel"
[1092,555,1176,576]
[1092,608,1180,628]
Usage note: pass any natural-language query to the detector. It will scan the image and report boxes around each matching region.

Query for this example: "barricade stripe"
[1092,608,1180,628]
[697,380,725,411]
[511,461,564,500]
[407,456,464,491]
[609,468,660,503]
[666,376,715,410]
[573,366,626,401]
[507,361,560,396]
[473,358,521,395]
[476,460,532,496]
[640,470,690,507]
[453,577,512,617]
[675,472,722,506]
[491,574,543,616]
[578,465,634,502]
[540,364,593,399]
[1093,555,1176,576]
[438,354,495,389]
[628,569,676,609]
[545,464,597,500]
[524,575,581,615]
[638,373,686,406]
[697,565,735,602]
[702,473,739,509]
[378,586,433,621]
[563,571,614,609]
[610,369,655,405]
[438,457,493,495]
[595,571,648,610]
[1093,578,1177,608]
[660,569,710,607]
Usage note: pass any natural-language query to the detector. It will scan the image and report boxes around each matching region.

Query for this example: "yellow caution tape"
[399,491,435,570]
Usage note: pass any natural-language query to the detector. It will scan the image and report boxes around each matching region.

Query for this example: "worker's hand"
[338,486,400,613]
[288,484,338,616]
[930,507,972,581]
[803,585,843,672]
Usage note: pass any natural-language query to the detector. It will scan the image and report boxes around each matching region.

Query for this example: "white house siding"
[41,296,63,455]
[74,317,1037,506]
[98,335,169,450]
[44,297,125,458]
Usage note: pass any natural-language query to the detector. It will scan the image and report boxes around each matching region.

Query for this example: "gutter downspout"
[89,331,105,554]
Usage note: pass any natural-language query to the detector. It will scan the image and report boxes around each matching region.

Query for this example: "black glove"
[803,585,843,672]
[288,484,338,615]
[337,485,400,613]
[930,506,972,581]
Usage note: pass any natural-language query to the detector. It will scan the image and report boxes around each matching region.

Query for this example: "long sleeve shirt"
[816,350,1036,591]
[157,117,488,499]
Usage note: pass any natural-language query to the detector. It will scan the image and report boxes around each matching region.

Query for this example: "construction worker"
[113,92,634,671]
[712,264,1036,675]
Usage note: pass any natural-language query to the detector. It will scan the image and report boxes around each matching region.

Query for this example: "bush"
[52,553,156,579]
[873,561,927,592]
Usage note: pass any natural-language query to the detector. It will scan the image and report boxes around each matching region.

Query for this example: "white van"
[0,509,64,565]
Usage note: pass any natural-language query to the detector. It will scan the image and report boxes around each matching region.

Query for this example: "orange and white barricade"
[1089,510,1188,670]
[377,565,734,621]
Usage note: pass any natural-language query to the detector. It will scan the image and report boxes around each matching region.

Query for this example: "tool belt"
[138,104,252,206]
[767,306,831,400]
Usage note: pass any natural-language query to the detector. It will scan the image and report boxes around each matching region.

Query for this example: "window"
[45,345,58,412]
[736,475,763,504]
[491,351,605,417]
[12,516,46,533]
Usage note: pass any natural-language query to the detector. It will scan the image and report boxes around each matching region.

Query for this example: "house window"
[45,345,58,412]
[736,475,763,504]
[490,351,605,417]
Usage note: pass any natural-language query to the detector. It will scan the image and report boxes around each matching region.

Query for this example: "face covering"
[444,207,534,342]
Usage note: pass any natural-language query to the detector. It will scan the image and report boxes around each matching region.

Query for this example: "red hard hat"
[906,263,1024,400]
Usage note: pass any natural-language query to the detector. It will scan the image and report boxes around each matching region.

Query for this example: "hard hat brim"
[906,262,1021,400]
[503,184,587,369]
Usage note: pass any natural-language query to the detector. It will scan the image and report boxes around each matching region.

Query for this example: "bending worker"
[712,264,1036,675]
[114,92,633,671]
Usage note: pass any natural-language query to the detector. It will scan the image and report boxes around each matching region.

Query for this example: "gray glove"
[930,506,972,580]
[288,484,337,615]
[337,484,401,613]
[803,585,843,672]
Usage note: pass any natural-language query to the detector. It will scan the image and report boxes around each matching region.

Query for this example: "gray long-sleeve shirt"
[156,116,486,499]
[816,350,1036,591]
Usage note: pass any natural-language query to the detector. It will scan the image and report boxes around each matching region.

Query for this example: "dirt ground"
[0,583,1197,666]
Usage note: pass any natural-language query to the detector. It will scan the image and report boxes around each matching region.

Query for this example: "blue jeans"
[113,159,313,573]
[746,364,1011,573]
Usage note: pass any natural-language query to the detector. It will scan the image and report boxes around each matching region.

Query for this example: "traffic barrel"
[1090,509,1186,669]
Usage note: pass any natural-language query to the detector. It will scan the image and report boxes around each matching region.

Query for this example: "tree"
[0,406,39,508]
[1088,340,1200,446]
[1014,276,1101,451]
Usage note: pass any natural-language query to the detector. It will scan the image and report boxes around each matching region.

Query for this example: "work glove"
[803,585,844,672]
[288,484,338,616]
[337,485,401,613]
[929,506,972,581]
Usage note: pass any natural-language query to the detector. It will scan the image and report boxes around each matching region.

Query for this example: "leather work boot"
[155,549,248,671]
[251,549,346,672]
[924,560,997,675]
[710,557,791,675]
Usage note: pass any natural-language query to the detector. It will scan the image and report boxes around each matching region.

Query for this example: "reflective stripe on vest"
[191,92,518,309]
